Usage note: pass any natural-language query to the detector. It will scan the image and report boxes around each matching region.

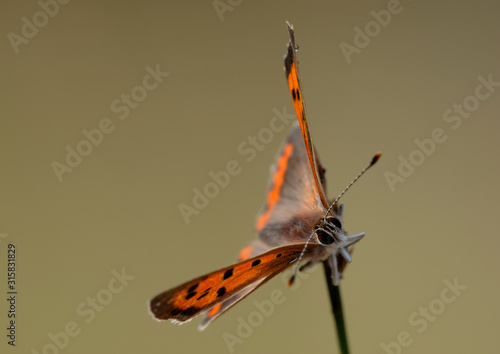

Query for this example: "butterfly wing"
[149,243,322,325]
[284,21,329,210]
[255,123,327,246]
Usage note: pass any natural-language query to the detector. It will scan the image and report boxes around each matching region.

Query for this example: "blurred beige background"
[1,0,499,353]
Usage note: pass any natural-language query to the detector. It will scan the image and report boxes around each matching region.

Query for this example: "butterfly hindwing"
[255,124,326,246]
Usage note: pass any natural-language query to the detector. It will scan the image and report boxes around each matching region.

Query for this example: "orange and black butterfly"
[149,21,380,330]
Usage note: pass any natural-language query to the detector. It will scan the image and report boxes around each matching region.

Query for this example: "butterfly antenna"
[287,231,315,286]
[324,152,382,219]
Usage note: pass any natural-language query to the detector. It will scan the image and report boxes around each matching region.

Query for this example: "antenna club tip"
[371,152,382,165]
[287,275,296,287]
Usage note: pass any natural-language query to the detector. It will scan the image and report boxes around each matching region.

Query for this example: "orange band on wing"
[238,246,254,261]
[208,304,222,318]
[256,143,294,231]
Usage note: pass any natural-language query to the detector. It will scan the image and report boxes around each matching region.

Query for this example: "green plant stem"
[322,261,350,354]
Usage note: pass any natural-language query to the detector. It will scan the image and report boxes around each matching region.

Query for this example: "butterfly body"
[149,22,378,330]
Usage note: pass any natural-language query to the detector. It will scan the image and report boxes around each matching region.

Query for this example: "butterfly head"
[287,210,366,287]
[315,214,365,262]
[316,215,344,245]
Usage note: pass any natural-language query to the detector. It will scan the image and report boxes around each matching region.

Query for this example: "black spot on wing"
[223,268,233,280]
[188,284,199,293]
[185,292,197,300]
[196,292,209,301]
[252,259,261,267]
[217,287,226,297]
[196,288,211,301]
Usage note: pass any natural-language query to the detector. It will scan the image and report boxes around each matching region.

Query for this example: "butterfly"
[149,21,381,330]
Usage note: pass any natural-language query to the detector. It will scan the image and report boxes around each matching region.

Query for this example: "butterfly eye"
[330,218,342,229]
[325,216,342,230]
[317,230,335,245]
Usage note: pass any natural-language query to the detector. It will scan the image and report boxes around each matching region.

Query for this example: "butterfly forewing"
[284,22,329,210]
[150,244,311,324]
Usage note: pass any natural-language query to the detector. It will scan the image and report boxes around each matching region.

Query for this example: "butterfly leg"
[298,259,319,272]
[339,247,352,262]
